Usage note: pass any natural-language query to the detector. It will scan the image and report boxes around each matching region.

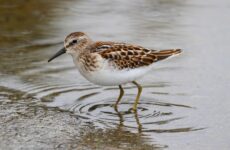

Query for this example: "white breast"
[74,58,152,86]
[85,67,151,86]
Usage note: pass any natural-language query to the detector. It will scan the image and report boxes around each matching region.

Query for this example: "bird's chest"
[72,54,104,77]
[72,54,123,85]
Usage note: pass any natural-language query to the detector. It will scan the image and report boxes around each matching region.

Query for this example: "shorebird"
[48,32,182,111]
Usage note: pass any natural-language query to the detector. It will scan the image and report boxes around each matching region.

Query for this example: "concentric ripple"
[66,94,198,134]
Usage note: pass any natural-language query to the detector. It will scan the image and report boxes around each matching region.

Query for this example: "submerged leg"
[114,85,124,109]
[132,81,142,111]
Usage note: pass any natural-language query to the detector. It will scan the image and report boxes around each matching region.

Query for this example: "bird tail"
[151,48,182,62]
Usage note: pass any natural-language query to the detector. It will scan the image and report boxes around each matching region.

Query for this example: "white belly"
[72,55,153,86]
[79,65,152,86]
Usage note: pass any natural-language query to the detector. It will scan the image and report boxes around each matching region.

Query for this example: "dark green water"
[0,0,230,149]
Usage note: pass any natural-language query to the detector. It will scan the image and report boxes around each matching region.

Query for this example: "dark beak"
[48,47,66,62]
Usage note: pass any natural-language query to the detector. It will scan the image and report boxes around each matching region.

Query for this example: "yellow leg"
[114,85,124,109]
[134,110,142,133]
[132,81,142,111]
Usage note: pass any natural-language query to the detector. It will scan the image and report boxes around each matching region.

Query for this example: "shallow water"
[0,0,230,149]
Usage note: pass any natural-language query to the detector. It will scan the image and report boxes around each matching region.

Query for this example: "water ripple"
[65,95,198,134]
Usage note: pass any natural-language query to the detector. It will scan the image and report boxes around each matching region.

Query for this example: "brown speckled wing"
[93,42,181,70]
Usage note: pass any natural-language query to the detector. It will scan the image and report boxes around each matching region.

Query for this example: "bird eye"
[72,40,77,44]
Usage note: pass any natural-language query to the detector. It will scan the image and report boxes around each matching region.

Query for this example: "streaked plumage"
[48,32,182,111]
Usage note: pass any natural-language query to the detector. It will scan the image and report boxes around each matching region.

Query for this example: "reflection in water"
[78,125,163,150]
[65,93,201,144]
[114,107,143,133]
[77,104,202,149]
[2,0,229,149]
[78,110,166,150]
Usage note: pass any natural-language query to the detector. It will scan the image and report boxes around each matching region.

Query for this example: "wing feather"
[91,42,181,70]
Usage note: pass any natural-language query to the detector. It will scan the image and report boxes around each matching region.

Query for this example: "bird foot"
[128,107,137,113]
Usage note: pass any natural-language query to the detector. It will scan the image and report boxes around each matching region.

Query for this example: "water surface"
[0,0,230,149]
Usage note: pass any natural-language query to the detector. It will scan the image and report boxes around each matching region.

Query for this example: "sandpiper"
[48,32,182,111]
